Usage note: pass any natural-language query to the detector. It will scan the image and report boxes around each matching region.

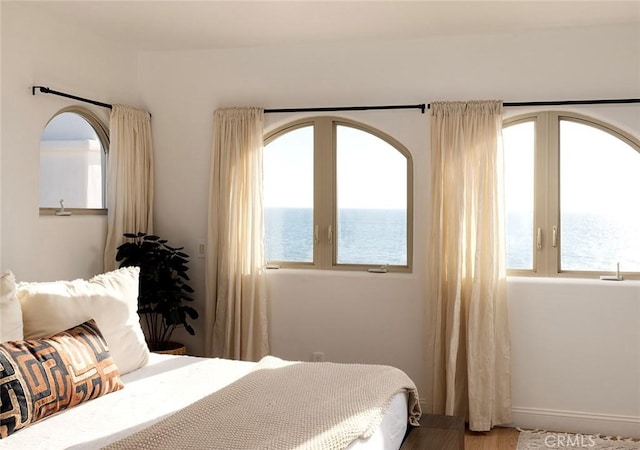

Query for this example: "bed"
[0,268,421,449]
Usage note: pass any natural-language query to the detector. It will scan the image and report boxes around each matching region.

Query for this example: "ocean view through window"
[503,112,640,276]
[504,120,535,270]
[559,119,640,272]
[264,117,412,270]
[265,207,407,265]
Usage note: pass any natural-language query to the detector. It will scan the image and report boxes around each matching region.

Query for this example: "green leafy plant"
[116,232,198,351]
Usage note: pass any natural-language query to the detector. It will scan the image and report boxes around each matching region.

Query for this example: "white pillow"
[0,271,23,341]
[17,267,149,375]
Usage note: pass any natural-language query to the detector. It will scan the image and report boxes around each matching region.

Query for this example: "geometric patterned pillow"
[0,320,124,438]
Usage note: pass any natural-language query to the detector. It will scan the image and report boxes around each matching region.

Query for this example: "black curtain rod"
[504,98,640,107]
[32,86,112,110]
[428,98,640,109]
[266,98,640,114]
[33,85,639,114]
[265,104,427,114]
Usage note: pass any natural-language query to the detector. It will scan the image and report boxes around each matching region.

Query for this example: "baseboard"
[511,407,640,439]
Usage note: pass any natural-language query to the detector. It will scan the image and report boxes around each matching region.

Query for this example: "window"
[264,117,413,271]
[504,119,535,270]
[263,125,314,263]
[39,106,109,214]
[503,112,640,277]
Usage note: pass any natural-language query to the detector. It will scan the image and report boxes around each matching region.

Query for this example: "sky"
[263,124,407,210]
[504,118,640,219]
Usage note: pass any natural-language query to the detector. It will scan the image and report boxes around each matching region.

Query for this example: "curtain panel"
[425,100,512,431]
[205,107,269,361]
[103,105,154,272]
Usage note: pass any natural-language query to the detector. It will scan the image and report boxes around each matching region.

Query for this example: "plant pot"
[150,341,186,355]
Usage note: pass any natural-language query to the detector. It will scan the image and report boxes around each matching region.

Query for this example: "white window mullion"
[314,118,334,269]
[546,112,561,275]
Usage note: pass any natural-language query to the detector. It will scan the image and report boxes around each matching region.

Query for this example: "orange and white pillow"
[0,319,124,438]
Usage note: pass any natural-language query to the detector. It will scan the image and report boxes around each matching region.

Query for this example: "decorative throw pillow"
[0,272,23,342]
[17,267,149,375]
[0,320,124,438]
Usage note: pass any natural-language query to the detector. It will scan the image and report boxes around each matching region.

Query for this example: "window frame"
[504,111,640,279]
[39,106,109,216]
[264,116,414,272]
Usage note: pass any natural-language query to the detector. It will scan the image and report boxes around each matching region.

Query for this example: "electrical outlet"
[311,352,325,362]
[197,240,206,258]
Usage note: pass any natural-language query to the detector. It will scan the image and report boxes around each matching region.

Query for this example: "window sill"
[507,275,640,285]
[39,208,107,216]
[265,267,416,279]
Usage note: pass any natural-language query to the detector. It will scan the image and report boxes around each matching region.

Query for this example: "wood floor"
[401,414,520,450]
[464,427,520,450]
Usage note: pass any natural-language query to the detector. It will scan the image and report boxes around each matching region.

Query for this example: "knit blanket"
[104,356,421,450]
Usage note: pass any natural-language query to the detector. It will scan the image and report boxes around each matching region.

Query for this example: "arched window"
[39,106,109,214]
[503,112,640,277]
[264,117,413,271]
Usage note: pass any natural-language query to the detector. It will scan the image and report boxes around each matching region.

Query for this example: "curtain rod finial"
[31,86,49,96]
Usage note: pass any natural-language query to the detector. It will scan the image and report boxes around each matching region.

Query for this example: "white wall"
[0,3,140,281]
[1,3,639,438]
[137,24,640,437]
[509,278,640,437]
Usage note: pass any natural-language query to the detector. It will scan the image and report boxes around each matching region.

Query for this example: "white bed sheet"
[0,354,408,450]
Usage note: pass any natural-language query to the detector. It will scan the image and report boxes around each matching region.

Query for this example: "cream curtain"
[103,105,154,272]
[205,107,269,361]
[425,101,511,431]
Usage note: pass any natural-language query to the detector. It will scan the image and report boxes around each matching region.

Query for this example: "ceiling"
[16,1,640,51]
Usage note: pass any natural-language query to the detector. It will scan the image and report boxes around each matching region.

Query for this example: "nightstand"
[401,414,465,450]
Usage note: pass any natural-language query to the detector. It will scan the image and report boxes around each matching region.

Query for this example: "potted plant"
[116,232,199,354]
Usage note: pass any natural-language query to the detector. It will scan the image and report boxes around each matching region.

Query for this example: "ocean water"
[265,208,407,265]
[508,212,640,272]
[266,208,640,272]
[558,213,640,272]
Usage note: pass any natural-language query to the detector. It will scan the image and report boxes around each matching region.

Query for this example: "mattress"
[0,353,409,449]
